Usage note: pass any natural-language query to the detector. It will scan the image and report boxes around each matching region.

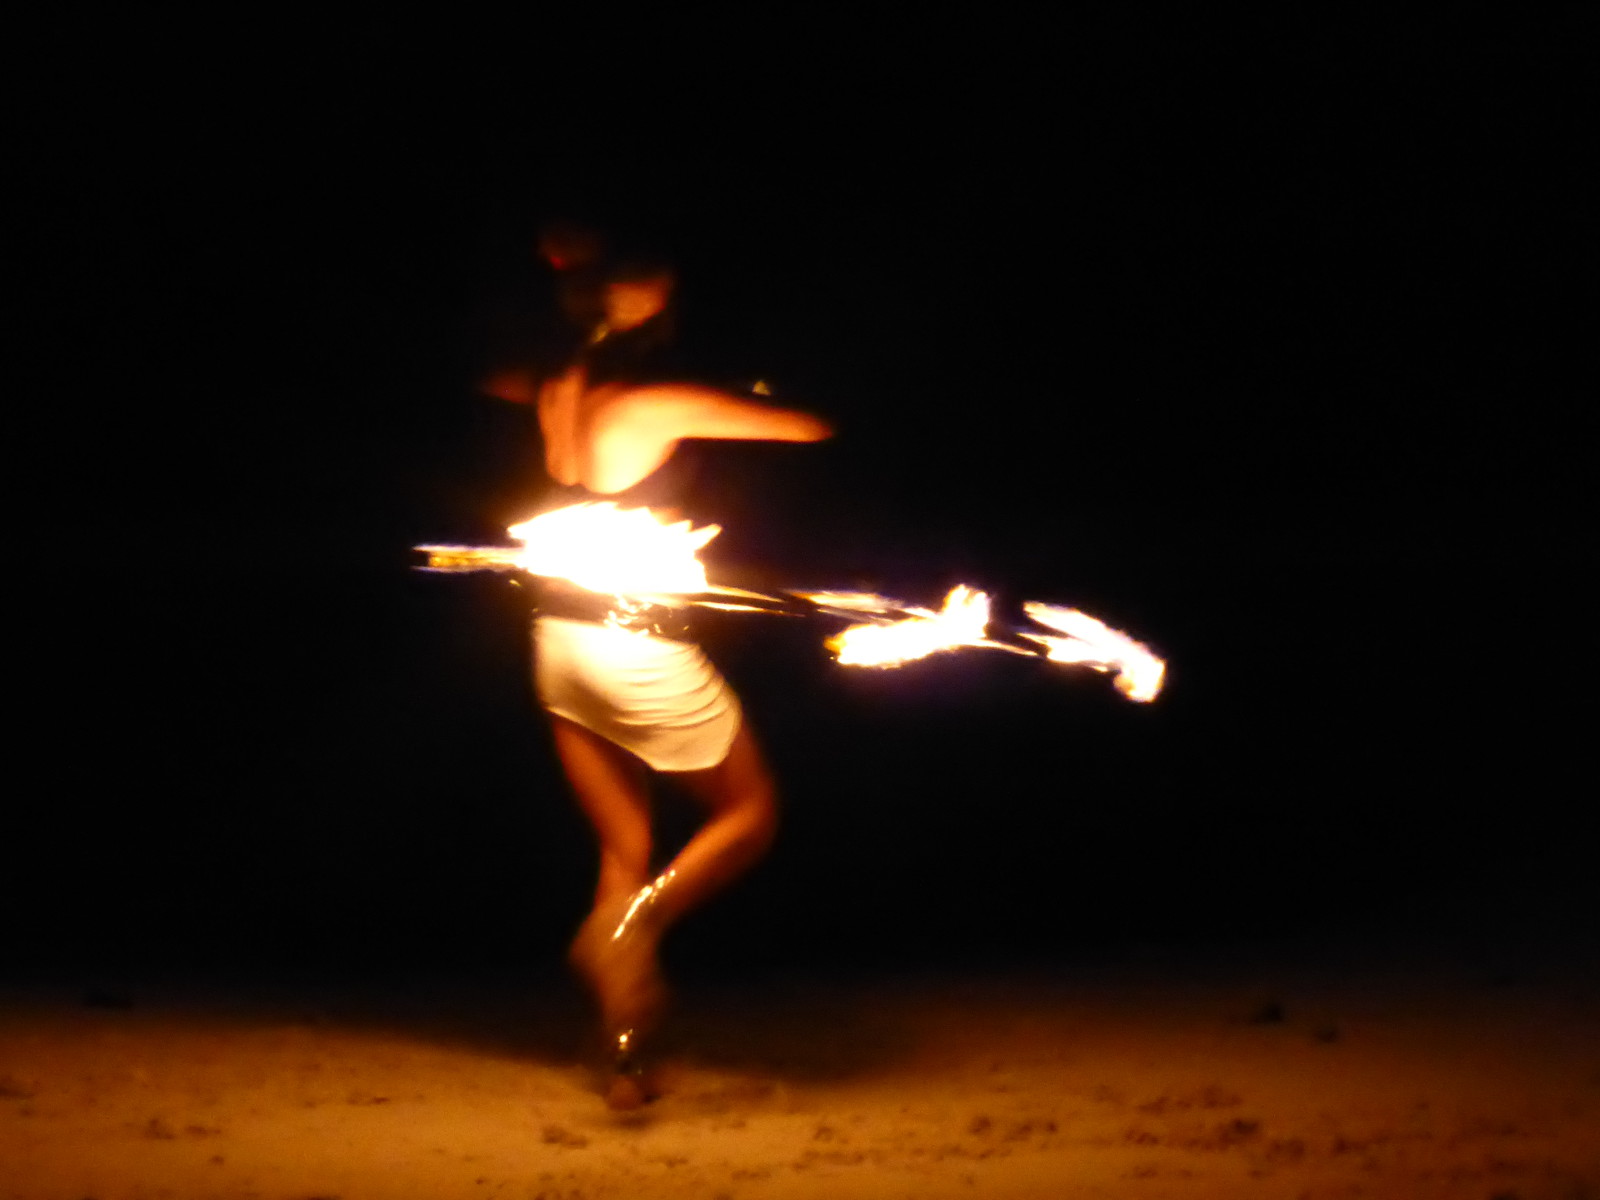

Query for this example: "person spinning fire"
[484,251,831,1109]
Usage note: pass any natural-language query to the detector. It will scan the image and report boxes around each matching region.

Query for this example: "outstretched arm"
[615,384,833,444]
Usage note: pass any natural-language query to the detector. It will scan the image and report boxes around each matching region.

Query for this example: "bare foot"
[604,1065,663,1111]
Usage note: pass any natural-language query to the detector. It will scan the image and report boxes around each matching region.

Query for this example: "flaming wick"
[415,505,1166,701]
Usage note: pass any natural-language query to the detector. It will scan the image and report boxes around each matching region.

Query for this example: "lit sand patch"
[3,954,1596,1199]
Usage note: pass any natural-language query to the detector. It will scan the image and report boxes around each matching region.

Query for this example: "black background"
[19,17,1591,982]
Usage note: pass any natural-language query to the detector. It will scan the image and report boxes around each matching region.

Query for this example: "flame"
[414,517,1168,703]
[829,585,997,667]
[1019,603,1167,702]
[798,590,915,615]
[504,503,720,596]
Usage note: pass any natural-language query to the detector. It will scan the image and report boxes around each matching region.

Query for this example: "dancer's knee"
[728,734,779,853]
[743,790,779,857]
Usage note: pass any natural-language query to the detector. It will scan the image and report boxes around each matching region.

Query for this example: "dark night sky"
[20,21,1591,979]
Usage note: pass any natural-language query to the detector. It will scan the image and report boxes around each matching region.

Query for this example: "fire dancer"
[520,258,832,1109]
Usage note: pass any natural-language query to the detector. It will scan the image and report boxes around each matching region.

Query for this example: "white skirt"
[533,617,743,772]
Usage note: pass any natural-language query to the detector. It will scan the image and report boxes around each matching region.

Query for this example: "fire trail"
[416,502,1165,702]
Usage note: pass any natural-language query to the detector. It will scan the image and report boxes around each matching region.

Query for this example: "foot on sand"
[604,1070,655,1111]
[603,1027,662,1111]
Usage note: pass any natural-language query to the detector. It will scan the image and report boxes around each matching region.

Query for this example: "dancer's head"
[603,257,676,331]
[538,219,606,272]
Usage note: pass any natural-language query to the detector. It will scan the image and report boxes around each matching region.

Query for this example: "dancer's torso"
[533,322,703,636]
[538,312,687,501]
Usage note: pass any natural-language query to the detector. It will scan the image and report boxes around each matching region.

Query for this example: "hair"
[537,219,605,268]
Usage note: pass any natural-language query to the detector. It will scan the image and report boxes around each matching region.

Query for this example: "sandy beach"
[5,936,1595,1200]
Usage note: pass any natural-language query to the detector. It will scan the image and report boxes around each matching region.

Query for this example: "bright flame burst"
[1019,603,1167,702]
[827,585,1001,667]
[505,503,720,596]
[417,505,1166,701]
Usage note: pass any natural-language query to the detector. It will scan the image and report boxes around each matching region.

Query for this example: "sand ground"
[3,939,1597,1200]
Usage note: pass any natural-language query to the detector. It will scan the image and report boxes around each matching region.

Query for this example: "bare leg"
[555,715,779,953]
[550,716,668,1056]
[553,716,779,1107]
[653,723,780,930]
[549,715,653,911]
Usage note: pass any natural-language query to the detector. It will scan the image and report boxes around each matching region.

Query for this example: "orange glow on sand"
[4,952,1596,1197]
